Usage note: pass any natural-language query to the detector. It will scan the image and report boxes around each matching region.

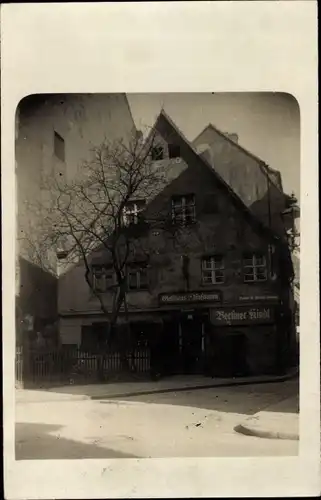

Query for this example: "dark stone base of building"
[74,303,296,380]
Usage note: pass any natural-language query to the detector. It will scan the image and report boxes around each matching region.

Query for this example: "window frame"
[201,255,225,285]
[151,145,164,161]
[127,265,149,291]
[92,265,114,292]
[242,252,268,283]
[122,199,146,226]
[171,194,196,225]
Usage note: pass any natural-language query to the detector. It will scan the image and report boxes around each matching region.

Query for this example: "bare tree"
[21,129,173,378]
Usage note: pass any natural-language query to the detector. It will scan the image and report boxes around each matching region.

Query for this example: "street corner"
[234,415,299,441]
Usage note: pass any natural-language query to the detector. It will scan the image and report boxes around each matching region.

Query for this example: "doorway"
[180,315,203,374]
[230,332,248,377]
[210,330,248,377]
[160,319,180,375]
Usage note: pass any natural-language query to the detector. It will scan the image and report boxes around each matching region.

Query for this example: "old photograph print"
[15,92,300,459]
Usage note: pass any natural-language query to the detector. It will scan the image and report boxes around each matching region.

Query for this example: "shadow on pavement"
[15,422,139,460]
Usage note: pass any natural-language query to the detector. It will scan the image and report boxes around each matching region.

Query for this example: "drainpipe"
[266,172,273,272]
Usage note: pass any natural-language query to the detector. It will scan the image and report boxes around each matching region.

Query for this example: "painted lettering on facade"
[211,307,274,325]
[159,291,221,305]
[238,294,279,302]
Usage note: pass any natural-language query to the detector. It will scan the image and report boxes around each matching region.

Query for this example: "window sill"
[200,281,225,287]
[243,280,268,284]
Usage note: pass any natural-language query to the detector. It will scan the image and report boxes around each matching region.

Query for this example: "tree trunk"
[96,322,112,382]
[123,294,135,372]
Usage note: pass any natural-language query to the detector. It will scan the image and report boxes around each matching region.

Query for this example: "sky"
[127,93,300,202]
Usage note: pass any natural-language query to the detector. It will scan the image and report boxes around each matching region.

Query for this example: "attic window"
[54,131,65,161]
[168,144,181,159]
[151,146,164,161]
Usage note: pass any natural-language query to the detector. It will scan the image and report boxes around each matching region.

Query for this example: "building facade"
[15,93,136,348]
[58,111,296,377]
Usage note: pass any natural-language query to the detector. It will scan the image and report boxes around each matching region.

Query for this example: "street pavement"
[15,380,299,459]
[31,369,298,401]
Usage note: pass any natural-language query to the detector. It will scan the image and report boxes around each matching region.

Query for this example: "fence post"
[15,346,24,388]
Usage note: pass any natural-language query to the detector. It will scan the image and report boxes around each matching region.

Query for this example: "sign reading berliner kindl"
[210,306,274,325]
[159,291,221,305]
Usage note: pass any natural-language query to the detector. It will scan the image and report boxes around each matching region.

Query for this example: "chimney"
[225,132,239,144]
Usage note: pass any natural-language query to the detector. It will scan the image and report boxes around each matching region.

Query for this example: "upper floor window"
[127,265,148,290]
[168,144,181,159]
[202,255,225,285]
[243,252,267,282]
[122,200,146,226]
[92,266,114,292]
[171,194,196,225]
[54,131,65,162]
[151,146,164,161]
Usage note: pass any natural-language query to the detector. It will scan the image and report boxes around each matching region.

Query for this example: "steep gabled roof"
[154,110,283,244]
[154,111,294,281]
[62,110,293,277]
[193,122,283,193]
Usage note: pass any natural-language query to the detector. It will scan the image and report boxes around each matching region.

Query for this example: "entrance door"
[181,316,203,374]
[230,333,248,377]
[161,319,180,375]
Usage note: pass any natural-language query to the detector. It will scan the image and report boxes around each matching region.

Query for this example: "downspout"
[266,173,273,274]
[265,169,284,372]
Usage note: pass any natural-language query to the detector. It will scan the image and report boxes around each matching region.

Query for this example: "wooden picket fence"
[16,347,151,386]
[15,346,24,387]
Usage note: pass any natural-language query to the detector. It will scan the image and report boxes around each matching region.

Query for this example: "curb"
[234,423,299,441]
[91,368,299,401]
[15,391,90,404]
[16,395,90,404]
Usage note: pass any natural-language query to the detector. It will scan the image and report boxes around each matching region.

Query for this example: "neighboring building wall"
[15,93,136,341]
[193,125,289,238]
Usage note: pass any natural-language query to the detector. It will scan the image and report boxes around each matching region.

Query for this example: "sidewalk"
[17,367,298,403]
[15,389,89,404]
[234,394,299,441]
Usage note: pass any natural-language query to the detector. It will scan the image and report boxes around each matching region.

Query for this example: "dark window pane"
[214,257,224,269]
[151,146,164,161]
[202,260,212,270]
[54,131,65,162]
[127,214,135,225]
[255,256,265,266]
[185,194,195,203]
[168,144,181,159]
[128,273,138,289]
[139,270,148,288]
